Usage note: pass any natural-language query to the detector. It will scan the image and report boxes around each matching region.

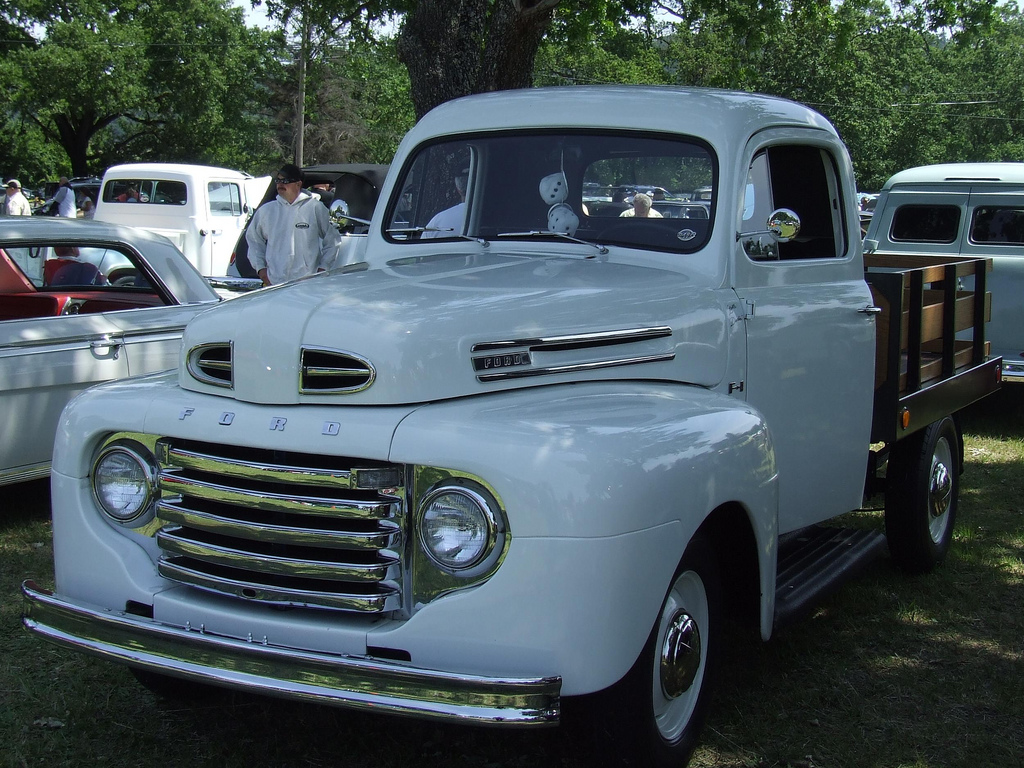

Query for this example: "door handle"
[858,306,882,315]
[90,335,122,360]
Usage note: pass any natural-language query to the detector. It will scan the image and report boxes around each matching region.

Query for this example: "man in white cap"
[3,179,32,216]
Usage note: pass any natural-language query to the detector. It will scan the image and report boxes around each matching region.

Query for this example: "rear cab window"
[102,179,188,206]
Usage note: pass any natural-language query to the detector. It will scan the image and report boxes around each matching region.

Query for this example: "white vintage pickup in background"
[93,162,271,278]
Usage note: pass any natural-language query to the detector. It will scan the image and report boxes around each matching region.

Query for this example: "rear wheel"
[586,534,721,767]
[885,416,960,573]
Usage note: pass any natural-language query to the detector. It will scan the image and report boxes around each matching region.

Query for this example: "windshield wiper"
[495,230,608,256]
[387,226,489,247]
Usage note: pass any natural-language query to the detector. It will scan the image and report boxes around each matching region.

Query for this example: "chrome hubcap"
[660,610,702,698]
[653,570,708,741]
[928,437,954,542]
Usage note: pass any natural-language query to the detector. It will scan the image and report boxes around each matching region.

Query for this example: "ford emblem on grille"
[186,342,233,388]
[300,348,376,393]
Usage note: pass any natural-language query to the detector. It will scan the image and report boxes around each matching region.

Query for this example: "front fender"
[386,381,778,693]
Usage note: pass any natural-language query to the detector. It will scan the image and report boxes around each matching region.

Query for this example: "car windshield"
[384,131,716,253]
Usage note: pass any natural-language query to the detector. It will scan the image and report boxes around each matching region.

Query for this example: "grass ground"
[2,390,1021,768]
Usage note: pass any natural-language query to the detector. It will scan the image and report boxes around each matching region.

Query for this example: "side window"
[743,146,845,260]
[970,207,1024,245]
[387,144,473,239]
[743,152,772,226]
[1,241,165,322]
[891,205,960,243]
[209,182,242,216]
[773,145,842,259]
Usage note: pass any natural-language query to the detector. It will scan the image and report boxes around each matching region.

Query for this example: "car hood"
[178,251,732,405]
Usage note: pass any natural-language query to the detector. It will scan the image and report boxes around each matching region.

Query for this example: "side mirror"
[766,208,800,242]
[737,208,802,244]
[330,198,372,233]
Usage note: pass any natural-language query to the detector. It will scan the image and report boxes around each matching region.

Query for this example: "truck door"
[733,134,876,534]
[960,187,1024,370]
[204,180,247,276]
[0,313,128,481]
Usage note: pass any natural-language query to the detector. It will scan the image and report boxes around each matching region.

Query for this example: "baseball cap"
[276,164,303,184]
[6,179,20,189]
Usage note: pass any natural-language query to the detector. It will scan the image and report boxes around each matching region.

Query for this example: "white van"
[94,163,271,277]
[865,162,1024,381]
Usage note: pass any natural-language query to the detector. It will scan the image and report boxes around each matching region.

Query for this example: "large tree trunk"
[52,110,118,177]
[397,0,559,120]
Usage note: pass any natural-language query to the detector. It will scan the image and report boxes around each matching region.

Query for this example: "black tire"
[583,534,722,767]
[885,416,960,574]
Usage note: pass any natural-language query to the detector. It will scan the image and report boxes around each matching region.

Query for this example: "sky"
[231,1,272,29]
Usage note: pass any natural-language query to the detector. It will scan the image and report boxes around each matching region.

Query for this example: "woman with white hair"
[619,192,663,218]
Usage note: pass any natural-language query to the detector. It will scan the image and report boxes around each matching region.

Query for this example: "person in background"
[245,164,341,286]
[45,177,77,218]
[80,197,96,218]
[421,168,468,238]
[619,192,663,218]
[3,179,32,216]
[45,245,106,286]
[116,184,142,203]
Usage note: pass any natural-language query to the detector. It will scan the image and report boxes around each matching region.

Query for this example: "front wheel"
[885,416,961,574]
[584,534,722,767]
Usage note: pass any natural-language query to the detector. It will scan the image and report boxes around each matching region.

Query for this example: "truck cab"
[94,163,271,277]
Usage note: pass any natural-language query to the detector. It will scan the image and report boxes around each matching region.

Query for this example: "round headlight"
[93,445,156,523]
[419,486,496,570]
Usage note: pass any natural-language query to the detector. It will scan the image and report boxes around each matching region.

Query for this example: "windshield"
[384,131,716,253]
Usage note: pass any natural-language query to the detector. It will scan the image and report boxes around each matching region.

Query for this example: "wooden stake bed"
[865,252,1002,443]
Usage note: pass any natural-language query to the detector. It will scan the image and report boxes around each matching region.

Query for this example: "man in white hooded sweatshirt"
[246,164,341,286]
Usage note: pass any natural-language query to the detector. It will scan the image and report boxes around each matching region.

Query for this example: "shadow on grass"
[958,385,1024,439]
[695,420,1024,768]
[0,478,50,525]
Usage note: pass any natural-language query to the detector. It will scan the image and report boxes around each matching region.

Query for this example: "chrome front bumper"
[21,581,560,726]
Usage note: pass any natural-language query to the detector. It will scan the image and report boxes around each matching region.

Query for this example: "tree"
[1,0,282,177]
[395,0,655,118]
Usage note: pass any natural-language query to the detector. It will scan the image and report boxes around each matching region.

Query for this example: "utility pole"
[294,9,310,167]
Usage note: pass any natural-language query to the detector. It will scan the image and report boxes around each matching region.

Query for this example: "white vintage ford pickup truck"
[23,87,1002,767]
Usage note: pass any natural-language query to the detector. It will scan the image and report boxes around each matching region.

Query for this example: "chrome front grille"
[154,439,405,613]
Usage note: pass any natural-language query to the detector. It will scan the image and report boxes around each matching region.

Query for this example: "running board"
[773,526,887,631]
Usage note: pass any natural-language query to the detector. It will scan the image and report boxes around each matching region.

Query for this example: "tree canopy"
[3,0,1024,192]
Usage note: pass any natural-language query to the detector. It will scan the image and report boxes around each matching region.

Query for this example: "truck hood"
[178,252,732,405]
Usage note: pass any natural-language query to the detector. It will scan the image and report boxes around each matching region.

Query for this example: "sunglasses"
[276,177,300,184]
